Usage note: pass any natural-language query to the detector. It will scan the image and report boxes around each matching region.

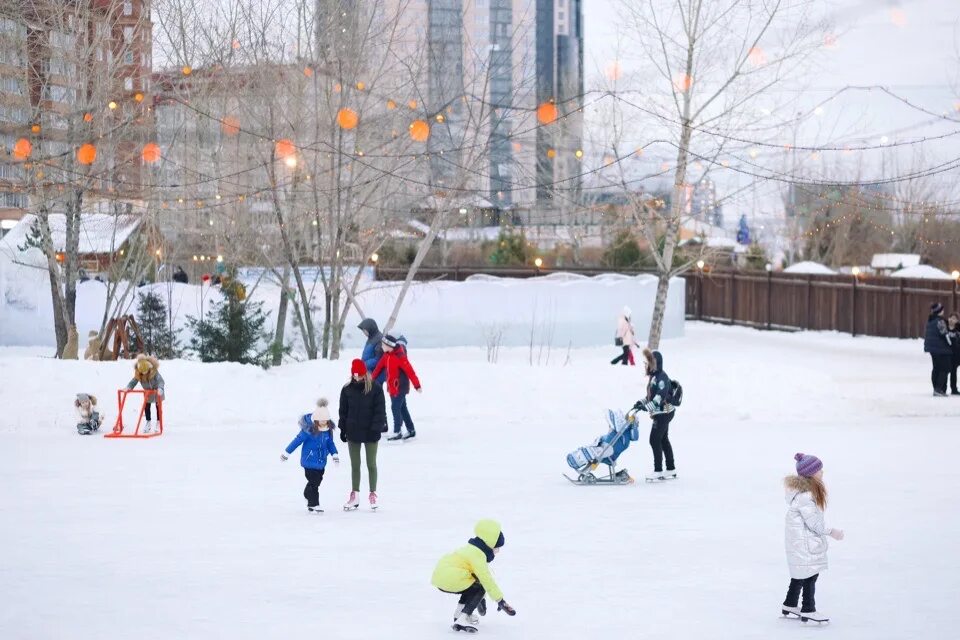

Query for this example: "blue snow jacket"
[286,415,339,469]
[359,318,386,384]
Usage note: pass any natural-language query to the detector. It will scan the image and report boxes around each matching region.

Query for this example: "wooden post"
[729,273,737,325]
[898,279,905,339]
[805,276,813,330]
[766,271,773,330]
[697,271,704,321]
[851,276,857,337]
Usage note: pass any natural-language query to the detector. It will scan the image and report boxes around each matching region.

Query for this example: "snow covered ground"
[1,323,957,639]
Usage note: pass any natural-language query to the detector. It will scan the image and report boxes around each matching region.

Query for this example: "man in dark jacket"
[358,318,386,385]
[924,302,952,397]
[635,348,677,481]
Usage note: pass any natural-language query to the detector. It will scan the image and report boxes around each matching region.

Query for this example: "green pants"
[348,441,379,492]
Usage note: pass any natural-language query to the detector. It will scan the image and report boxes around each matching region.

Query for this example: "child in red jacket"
[372,334,422,440]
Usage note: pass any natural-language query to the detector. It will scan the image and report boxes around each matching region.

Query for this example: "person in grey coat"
[127,354,165,433]
[782,453,844,623]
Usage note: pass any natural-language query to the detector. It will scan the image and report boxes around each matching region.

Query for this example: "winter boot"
[799,610,829,623]
[387,432,404,441]
[343,491,359,511]
[142,420,153,434]
[368,492,378,510]
[452,611,479,633]
[781,605,801,618]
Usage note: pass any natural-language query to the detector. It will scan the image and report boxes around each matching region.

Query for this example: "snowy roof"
[871,253,921,270]
[783,261,837,275]
[889,264,954,280]
[0,213,142,255]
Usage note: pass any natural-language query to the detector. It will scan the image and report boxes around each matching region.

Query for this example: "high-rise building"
[380,0,583,213]
[0,1,153,227]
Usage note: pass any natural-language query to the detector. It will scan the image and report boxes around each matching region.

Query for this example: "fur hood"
[133,354,160,382]
[75,393,97,407]
[642,348,663,373]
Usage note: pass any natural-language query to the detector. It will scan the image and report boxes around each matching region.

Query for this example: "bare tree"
[615,0,827,348]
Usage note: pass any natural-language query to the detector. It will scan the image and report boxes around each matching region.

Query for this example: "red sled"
[104,389,164,439]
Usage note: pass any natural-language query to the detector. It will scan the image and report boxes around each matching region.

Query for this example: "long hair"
[784,474,828,510]
[347,373,373,394]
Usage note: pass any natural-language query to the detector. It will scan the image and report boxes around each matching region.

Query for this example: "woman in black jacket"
[948,312,960,395]
[340,359,387,511]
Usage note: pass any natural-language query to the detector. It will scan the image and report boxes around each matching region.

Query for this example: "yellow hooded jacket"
[431,519,504,602]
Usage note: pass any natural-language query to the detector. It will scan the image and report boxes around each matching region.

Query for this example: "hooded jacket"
[371,344,421,397]
[358,318,386,384]
[642,349,675,415]
[924,314,952,356]
[431,519,505,602]
[127,354,165,403]
[339,379,388,443]
[285,415,339,469]
[784,478,831,579]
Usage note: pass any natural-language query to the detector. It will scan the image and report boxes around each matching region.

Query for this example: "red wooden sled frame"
[104,389,164,439]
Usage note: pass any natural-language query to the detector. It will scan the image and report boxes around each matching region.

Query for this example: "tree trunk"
[321,289,332,359]
[384,210,443,334]
[272,266,290,367]
[63,194,82,326]
[647,272,672,350]
[36,211,68,355]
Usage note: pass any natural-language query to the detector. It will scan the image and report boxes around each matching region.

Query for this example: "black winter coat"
[924,314,952,356]
[339,380,387,443]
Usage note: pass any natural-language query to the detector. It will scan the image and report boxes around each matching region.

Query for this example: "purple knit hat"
[794,453,823,477]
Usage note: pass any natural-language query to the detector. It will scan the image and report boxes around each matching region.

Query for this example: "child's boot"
[343,491,359,511]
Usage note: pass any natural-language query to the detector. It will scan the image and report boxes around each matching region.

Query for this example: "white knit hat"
[312,398,330,423]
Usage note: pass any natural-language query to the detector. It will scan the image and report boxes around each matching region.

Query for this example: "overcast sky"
[581,0,960,226]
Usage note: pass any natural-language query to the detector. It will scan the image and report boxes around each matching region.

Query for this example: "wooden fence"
[685,271,960,338]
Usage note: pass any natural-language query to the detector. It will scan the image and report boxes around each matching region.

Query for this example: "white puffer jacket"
[784,489,831,579]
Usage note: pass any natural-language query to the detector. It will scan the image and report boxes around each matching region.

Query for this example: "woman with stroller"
[635,348,677,481]
[611,306,636,365]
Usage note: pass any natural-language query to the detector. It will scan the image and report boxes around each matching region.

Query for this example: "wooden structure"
[99,315,144,360]
[685,270,960,339]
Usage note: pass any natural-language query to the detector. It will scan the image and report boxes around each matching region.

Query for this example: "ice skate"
[799,610,829,624]
[402,430,416,440]
[645,470,666,482]
[387,432,404,441]
[307,506,323,514]
[343,491,359,511]
[662,468,678,480]
[368,492,378,510]
[452,611,479,633]
[142,420,153,434]
[781,605,801,618]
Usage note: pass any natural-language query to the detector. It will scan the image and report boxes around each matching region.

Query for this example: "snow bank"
[889,264,954,280]
[0,270,685,349]
[783,260,836,275]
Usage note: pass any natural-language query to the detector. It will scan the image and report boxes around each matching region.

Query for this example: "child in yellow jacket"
[431,519,517,633]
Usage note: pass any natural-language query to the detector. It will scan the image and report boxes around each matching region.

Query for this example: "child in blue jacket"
[281,398,339,512]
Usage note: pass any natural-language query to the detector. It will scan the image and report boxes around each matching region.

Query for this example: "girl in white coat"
[782,453,844,623]
[611,306,636,365]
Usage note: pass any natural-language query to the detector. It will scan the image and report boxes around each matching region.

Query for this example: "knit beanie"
[931,302,944,315]
[794,452,823,477]
[351,359,367,376]
[382,334,398,349]
[312,398,330,424]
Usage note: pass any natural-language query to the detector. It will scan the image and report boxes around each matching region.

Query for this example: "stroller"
[564,408,640,485]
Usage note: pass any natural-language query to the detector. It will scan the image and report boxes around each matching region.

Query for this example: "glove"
[497,600,516,616]
[333,455,340,464]
[340,431,348,443]
[416,387,423,394]
[280,454,288,461]
[632,400,648,412]
[828,528,844,541]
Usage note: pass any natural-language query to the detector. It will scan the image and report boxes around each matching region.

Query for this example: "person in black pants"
[924,302,953,396]
[948,312,960,395]
[636,348,678,481]
[784,574,819,613]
